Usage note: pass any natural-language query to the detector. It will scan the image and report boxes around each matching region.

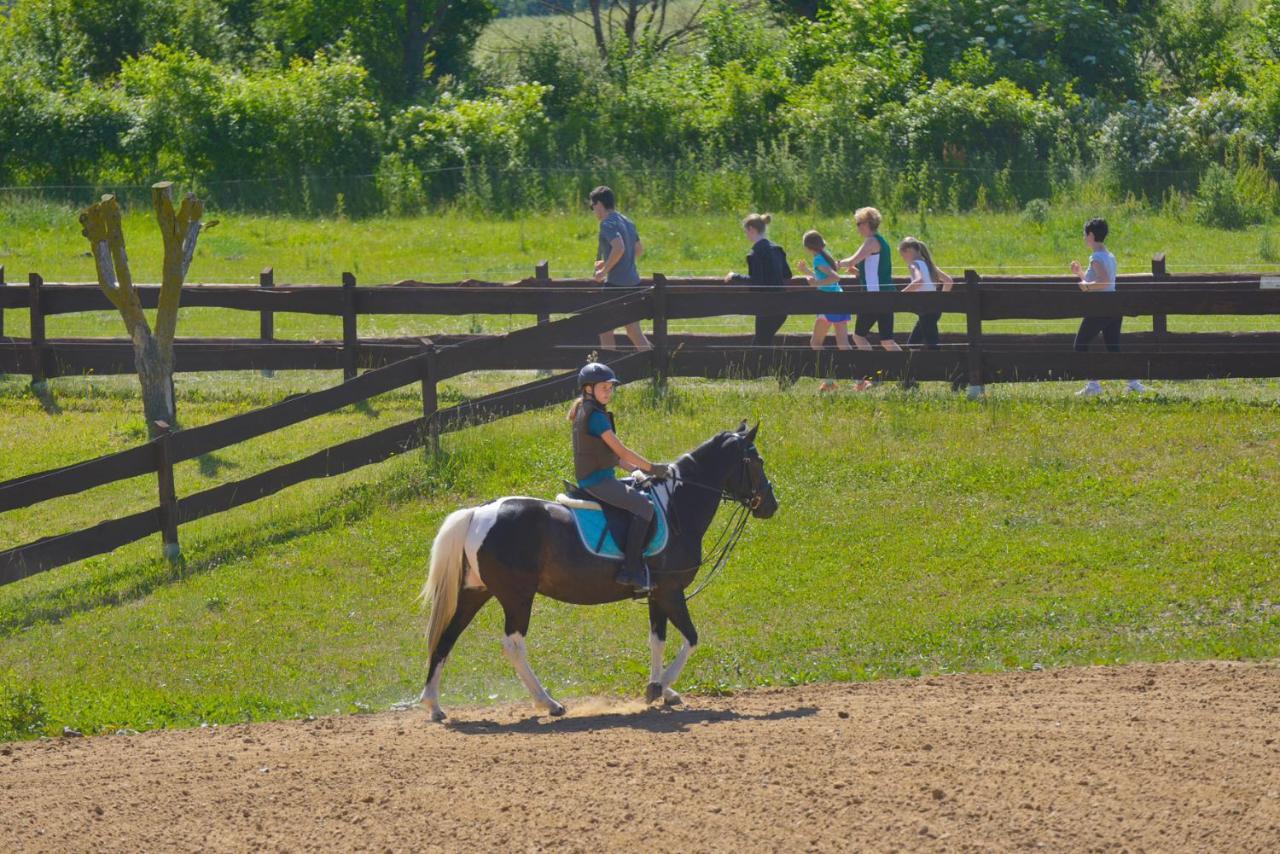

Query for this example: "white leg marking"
[661,640,697,701]
[501,633,564,715]
[649,631,665,685]
[420,656,447,721]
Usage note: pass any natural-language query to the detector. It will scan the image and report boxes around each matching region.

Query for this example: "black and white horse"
[417,422,778,721]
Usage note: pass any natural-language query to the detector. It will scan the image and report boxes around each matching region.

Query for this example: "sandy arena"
[3,660,1278,852]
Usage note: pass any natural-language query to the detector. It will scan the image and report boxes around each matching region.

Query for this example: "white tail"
[420,507,476,659]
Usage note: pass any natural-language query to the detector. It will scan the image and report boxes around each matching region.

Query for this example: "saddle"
[555,476,670,561]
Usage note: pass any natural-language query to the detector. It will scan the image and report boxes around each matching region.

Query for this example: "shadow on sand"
[445,703,819,736]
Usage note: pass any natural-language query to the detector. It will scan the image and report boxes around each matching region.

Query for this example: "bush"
[880,79,1067,208]
[1194,163,1277,229]
[121,47,382,184]
[388,83,553,210]
[0,672,48,742]
[1095,99,1199,198]
[1022,198,1050,225]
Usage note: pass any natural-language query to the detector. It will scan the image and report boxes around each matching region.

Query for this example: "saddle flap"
[559,486,669,561]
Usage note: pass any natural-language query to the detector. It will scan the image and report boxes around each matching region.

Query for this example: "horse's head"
[723,421,778,519]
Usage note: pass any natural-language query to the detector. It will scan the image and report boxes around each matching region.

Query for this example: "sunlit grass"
[1,374,1277,738]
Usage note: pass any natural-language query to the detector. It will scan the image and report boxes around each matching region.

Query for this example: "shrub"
[0,672,48,742]
[388,82,553,209]
[1194,163,1277,229]
[879,79,1067,207]
[1022,198,1050,225]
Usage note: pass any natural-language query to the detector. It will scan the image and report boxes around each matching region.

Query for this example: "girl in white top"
[898,237,953,349]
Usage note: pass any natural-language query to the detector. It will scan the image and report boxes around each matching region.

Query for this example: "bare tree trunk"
[80,184,206,440]
[588,0,609,60]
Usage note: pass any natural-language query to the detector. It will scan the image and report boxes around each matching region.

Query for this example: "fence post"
[153,420,182,564]
[419,345,440,456]
[964,269,984,399]
[342,272,358,382]
[1151,253,1168,338]
[0,265,6,380]
[652,273,669,385]
[28,272,46,388]
[259,267,275,378]
[535,261,550,326]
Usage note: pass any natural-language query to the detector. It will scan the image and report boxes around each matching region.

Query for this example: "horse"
[416,421,778,721]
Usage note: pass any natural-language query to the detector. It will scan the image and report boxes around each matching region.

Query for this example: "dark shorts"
[855,312,895,339]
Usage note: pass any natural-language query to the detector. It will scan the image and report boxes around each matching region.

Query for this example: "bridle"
[659,449,767,511]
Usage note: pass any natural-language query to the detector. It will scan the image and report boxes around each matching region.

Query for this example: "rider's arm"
[601,430,656,474]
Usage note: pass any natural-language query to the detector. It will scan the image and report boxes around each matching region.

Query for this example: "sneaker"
[1075,381,1103,397]
[1126,380,1148,394]
[818,381,838,394]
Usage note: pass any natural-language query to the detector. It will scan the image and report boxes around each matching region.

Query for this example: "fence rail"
[2,258,1279,383]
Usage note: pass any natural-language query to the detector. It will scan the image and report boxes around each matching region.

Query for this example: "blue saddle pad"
[563,490,669,561]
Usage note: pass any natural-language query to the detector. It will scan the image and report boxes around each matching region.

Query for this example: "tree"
[79,184,208,439]
[257,0,496,102]
[570,0,714,61]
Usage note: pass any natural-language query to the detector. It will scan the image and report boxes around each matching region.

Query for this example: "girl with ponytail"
[897,236,953,350]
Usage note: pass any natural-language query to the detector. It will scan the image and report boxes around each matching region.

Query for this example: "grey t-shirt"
[1085,248,1118,291]
[597,211,641,286]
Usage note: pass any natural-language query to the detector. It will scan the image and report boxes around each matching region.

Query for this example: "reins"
[642,455,762,603]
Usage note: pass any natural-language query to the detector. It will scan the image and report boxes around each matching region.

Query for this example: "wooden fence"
[0,292,654,585]
[3,257,1279,385]
[3,258,1280,585]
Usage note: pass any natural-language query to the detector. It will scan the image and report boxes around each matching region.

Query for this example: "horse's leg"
[646,596,668,703]
[656,592,698,706]
[419,588,491,722]
[498,596,565,717]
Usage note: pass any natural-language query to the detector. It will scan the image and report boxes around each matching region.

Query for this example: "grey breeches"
[585,477,654,521]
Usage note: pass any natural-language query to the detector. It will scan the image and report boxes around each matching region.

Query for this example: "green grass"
[1,199,1279,740]
[2,199,1279,344]
[1,373,1278,739]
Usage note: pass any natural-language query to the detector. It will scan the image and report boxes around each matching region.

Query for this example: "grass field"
[1,373,1278,739]
[1,199,1279,741]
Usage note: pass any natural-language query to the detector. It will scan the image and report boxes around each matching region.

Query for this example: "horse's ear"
[735,419,748,434]
[745,423,759,444]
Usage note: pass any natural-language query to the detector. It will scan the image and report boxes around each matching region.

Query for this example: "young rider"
[569,362,672,592]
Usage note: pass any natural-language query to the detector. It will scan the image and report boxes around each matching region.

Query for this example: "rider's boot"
[615,514,654,593]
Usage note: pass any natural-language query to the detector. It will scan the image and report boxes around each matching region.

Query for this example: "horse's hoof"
[663,692,683,707]
[547,703,566,717]
[429,709,447,723]
[645,682,663,704]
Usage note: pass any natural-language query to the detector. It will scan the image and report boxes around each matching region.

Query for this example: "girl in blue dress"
[797,230,852,392]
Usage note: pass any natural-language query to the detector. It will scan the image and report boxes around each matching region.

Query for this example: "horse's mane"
[681,431,736,476]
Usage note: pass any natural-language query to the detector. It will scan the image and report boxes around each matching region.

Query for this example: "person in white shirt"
[1070,218,1147,396]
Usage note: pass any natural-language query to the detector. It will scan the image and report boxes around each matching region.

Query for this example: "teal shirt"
[814,254,841,292]
[578,409,616,487]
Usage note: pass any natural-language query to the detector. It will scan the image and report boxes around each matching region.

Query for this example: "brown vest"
[573,398,620,481]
